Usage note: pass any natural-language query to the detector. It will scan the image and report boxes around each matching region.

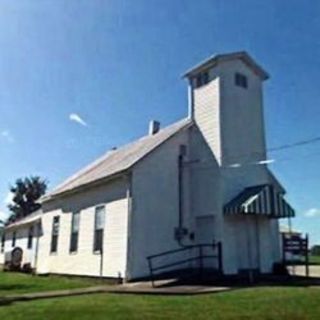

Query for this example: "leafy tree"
[7,176,48,222]
[311,245,320,256]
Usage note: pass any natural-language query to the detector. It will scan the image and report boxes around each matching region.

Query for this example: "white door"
[237,216,260,272]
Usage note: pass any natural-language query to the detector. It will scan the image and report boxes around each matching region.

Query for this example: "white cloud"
[1,130,14,142]
[69,113,88,127]
[257,159,275,165]
[304,208,320,218]
[228,163,241,168]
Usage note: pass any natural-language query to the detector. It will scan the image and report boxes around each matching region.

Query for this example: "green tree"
[311,245,320,256]
[7,176,48,222]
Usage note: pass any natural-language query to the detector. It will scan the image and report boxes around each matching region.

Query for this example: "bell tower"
[184,52,269,167]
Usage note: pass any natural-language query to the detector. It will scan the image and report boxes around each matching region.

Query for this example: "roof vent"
[149,120,160,135]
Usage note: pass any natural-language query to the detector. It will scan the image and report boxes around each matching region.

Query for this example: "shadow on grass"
[152,273,320,289]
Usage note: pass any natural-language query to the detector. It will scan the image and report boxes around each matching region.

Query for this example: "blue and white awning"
[224,184,295,219]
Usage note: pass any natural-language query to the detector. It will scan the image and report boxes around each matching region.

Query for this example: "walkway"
[1,274,320,306]
[0,281,231,306]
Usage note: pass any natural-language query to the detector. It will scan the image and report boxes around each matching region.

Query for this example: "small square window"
[196,74,203,88]
[195,71,209,88]
[202,72,209,85]
[235,73,248,89]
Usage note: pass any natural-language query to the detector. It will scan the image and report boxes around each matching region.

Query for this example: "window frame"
[69,211,80,254]
[235,72,248,89]
[50,216,60,254]
[202,71,209,85]
[12,231,16,248]
[195,71,209,88]
[1,233,5,253]
[27,225,34,249]
[93,206,105,253]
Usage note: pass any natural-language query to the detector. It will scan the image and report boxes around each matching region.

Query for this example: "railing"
[146,242,223,287]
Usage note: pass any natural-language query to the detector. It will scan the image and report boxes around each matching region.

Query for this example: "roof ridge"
[44,117,192,199]
[183,51,269,80]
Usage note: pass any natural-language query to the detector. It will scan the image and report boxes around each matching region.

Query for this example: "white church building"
[0,52,295,281]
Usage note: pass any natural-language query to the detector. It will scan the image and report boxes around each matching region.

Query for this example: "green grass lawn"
[0,271,103,296]
[310,255,320,265]
[0,287,319,320]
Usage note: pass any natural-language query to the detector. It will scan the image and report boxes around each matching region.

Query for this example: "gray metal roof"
[43,118,192,200]
[183,51,269,80]
[5,209,42,230]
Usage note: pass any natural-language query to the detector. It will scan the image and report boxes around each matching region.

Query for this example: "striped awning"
[224,184,295,219]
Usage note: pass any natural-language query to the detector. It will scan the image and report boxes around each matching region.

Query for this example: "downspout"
[34,222,41,273]
[188,79,194,120]
[100,216,105,278]
[124,173,133,282]
[99,246,104,279]
[176,145,189,247]
[178,153,184,231]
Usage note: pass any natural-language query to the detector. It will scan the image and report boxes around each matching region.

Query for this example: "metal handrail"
[146,242,223,287]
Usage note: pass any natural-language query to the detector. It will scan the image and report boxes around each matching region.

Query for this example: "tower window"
[235,73,248,88]
[195,71,209,88]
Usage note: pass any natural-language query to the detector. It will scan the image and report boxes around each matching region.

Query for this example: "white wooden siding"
[219,59,266,166]
[129,129,193,279]
[193,72,221,163]
[223,215,280,274]
[37,178,129,278]
[0,225,38,268]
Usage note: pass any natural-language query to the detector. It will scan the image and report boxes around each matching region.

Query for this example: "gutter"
[175,145,189,247]
[41,171,128,203]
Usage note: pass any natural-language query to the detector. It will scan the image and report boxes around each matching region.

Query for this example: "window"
[70,211,80,253]
[12,231,16,247]
[50,216,60,253]
[195,71,209,88]
[203,72,209,85]
[94,206,105,253]
[235,72,248,88]
[1,233,5,253]
[27,226,34,249]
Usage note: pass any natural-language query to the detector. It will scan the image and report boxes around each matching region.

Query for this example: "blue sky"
[0,0,319,244]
